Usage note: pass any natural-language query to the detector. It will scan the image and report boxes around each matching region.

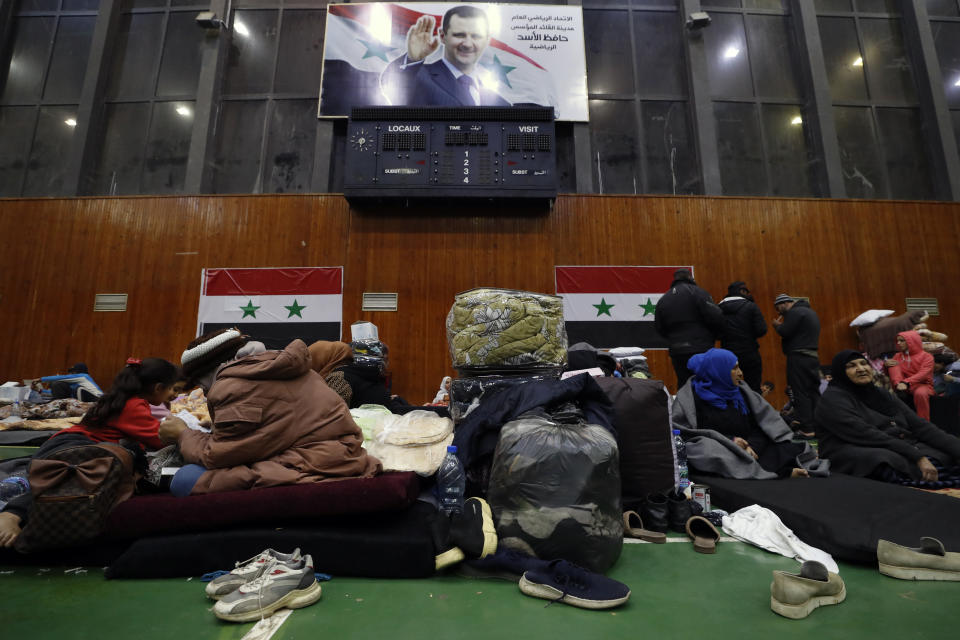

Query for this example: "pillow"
[849,309,894,327]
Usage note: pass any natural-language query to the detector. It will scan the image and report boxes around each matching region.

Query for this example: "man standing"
[773,294,820,437]
[719,281,767,392]
[654,269,724,389]
[380,6,511,107]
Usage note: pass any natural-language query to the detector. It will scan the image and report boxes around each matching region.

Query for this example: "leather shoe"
[878,537,960,581]
[770,561,845,619]
[667,490,701,533]
[639,493,669,533]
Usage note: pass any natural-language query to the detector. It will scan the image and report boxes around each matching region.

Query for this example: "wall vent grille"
[362,292,398,312]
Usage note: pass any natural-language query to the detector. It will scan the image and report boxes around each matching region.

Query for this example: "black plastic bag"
[487,411,622,572]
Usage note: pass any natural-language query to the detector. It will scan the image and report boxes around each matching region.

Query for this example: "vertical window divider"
[681,0,722,194]
[63,0,123,196]
[902,0,960,199]
[627,7,648,194]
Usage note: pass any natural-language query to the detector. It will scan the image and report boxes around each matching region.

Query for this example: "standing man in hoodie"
[773,294,820,437]
[885,330,935,420]
[719,281,768,392]
[654,269,724,389]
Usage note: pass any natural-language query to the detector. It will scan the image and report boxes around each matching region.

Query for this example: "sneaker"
[877,537,960,581]
[518,559,631,610]
[459,548,549,581]
[213,554,322,623]
[449,497,497,559]
[770,561,845,619]
[205,548,302,600]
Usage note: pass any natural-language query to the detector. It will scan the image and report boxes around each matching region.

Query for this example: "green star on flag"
[482,55,517,89]
[593,298,614,317]
[358,38,394,62]
[285,299,307,318]
[239,300,260,318]
[640,298,657,316]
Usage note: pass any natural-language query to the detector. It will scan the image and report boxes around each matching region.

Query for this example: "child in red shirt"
[0,357,185,548]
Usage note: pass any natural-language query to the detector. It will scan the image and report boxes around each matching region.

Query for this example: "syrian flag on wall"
[319,3,571,118]
[555,266,692,350]
[196,267,343,350]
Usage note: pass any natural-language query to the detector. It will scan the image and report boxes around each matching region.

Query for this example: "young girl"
[0,357,185,548]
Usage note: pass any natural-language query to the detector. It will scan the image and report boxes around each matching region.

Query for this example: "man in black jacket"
[773,293,820,437]
[719,281,767,392]
[654,269,724,388]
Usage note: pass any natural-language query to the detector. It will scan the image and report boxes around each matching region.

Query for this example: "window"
[89,2,204,194]
[211,5,326,193]
[585,4,700,194]
[0,3,95,196]
[818,2,933,199]
[705,3,819,196]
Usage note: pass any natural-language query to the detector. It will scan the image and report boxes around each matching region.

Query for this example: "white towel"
[722,504,839,573]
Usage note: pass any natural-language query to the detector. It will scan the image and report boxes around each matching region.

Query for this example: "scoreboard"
[343,106,557,203]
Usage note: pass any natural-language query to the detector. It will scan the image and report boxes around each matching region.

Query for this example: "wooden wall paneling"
[345,206,555,404]
[2,194,958,404]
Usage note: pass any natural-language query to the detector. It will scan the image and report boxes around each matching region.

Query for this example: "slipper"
[622,511,666,544]
[686,515,720,554]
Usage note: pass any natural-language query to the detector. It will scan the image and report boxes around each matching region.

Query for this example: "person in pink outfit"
[885,331,935,420]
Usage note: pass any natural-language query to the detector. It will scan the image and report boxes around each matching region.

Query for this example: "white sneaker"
[213,554,322,623]
[205,548,302,600]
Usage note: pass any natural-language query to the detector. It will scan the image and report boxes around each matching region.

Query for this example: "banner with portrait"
[318,2,588,121]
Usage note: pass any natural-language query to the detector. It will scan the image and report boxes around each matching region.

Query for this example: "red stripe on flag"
[555,266,692,294]
[203,268,342,296]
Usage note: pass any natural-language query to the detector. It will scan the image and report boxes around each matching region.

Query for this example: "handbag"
[15,443,136,552]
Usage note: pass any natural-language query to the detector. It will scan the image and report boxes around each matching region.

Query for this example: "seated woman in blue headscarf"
[673,348,818,479]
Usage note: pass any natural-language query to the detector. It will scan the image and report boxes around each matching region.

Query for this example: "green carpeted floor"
[1,537,955,640]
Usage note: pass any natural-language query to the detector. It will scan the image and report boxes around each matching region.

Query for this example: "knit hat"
[181,328,250,378]
[774,293,795,306]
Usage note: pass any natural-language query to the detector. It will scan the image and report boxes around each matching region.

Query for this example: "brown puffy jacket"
[178,339,380,494]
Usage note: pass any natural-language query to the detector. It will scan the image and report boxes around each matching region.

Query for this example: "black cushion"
[697,472,960,564]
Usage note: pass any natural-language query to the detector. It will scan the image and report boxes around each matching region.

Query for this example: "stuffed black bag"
[15,443,135,552]
[487,407,623,572]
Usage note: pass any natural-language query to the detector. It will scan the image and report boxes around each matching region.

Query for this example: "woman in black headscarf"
[815,350,960,482]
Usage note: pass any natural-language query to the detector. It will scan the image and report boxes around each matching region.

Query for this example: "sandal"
[686,515,720,554]
[622,511,666,544]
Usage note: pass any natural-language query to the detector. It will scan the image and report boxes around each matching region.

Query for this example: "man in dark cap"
[654,269,724,389]
[719,281,767,392]
[773,293,821,437]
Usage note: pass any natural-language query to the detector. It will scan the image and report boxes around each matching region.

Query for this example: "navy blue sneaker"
[519,560,631,609]
[459,548,548,580]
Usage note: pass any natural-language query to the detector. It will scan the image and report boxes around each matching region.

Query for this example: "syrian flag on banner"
[196,267,342,350]
[555,266,692,350]
[320,3,558,116]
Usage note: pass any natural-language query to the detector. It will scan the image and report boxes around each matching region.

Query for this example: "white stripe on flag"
[198,295,342,324]
[324,13,401,73]
[561,293,662,322]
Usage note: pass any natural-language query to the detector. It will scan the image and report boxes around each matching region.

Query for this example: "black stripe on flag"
[565,321,667,350]
[200,322,342,351]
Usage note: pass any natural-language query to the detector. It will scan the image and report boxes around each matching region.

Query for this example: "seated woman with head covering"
[673,348,819,479]
[815,350,960,484]
[158,329,381,496]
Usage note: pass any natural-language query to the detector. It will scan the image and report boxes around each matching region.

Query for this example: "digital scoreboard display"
[343,106,557,202]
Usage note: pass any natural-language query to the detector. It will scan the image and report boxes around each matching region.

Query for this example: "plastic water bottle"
[10,400,21,419]
[437,445,466,515]
[0,475,30,502]
[673,429,690,492]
